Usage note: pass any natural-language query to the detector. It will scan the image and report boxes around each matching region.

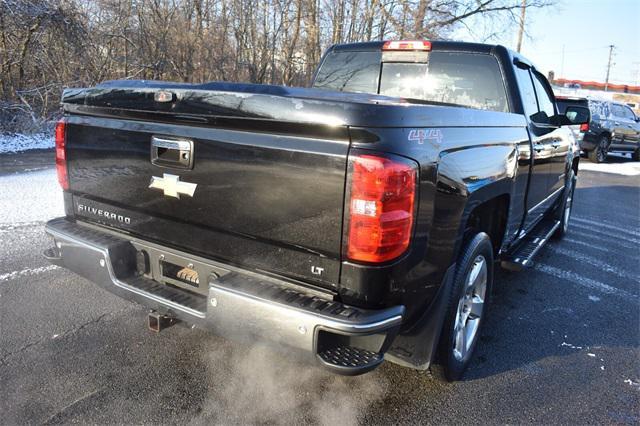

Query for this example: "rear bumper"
[44,217,404,375]
[579,139,596,151]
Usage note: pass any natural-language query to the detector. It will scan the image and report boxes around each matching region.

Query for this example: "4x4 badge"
[149,173,197,199]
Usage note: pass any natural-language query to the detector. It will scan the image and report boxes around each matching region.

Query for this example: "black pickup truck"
[44,40,589,381]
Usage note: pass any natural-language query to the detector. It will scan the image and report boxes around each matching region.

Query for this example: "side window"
[623,106,637,121]
[514,67,538,120]
[611,104,629,119]
[531,72,555,124]
[610,104,621,118]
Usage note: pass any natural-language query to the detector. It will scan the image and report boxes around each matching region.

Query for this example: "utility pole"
[516,0,526,53]
[632,62,640,86]
[604,44,615,91]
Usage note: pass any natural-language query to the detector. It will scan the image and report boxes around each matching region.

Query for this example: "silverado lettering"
[44,40,589,381]
[77,204,131,224]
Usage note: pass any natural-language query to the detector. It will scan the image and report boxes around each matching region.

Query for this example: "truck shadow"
[437,183,639,382]
[183,183,638,424]
[180,183,639,423]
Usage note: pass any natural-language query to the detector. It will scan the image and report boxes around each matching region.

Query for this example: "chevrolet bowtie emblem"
[149,173,197,199]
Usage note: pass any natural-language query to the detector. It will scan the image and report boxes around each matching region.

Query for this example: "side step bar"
[501,218,560,271]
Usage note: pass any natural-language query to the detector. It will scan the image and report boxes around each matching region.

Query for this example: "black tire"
[632,149,640,162]
[435,232,493,381]
[588,135,610,163]
[553,168,576,239]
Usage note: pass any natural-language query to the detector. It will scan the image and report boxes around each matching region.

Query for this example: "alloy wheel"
[597,139,608,162]
[452,255,487,361]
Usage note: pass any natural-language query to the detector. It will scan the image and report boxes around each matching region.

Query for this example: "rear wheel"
[435,233,493,381]
[632,149,640,162]
[588,135,609,163]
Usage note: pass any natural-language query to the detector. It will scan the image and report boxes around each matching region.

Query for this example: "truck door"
[625,106,640,143]
[610,104,639,148]
[514,65,554,232]
[531,71,570,196]
[610,103,631,146]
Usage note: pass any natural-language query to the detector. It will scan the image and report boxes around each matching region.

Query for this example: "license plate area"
[160,260,200,288]
[131,241,229,296]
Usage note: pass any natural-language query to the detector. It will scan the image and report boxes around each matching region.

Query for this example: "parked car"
[557,97,640,162]
[43,40,588,381]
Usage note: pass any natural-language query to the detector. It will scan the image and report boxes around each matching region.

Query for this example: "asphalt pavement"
[0,151,638,425]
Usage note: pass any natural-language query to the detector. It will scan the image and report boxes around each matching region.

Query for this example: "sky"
[454,0,640,85]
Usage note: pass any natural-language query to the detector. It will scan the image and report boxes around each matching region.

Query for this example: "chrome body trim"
[527,185,565,215]
[44,218,404,356]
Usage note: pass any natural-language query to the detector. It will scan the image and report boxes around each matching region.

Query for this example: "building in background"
[551,77,640,114]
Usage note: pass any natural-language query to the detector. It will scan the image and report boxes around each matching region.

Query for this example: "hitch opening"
[148,311,178,332]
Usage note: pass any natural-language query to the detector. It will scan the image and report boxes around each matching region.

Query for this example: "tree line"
[0,0,550,132]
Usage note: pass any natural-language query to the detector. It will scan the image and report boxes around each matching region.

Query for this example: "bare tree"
[1,0,554,133]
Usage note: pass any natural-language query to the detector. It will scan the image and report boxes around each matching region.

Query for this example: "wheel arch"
[599,130,612,142]
[462,193,511,257]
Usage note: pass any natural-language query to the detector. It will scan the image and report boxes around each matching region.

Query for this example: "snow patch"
[0,133,53,153]
[624,379,640,388]
[535,264,639,301]
[0,169,63,224]
[560,342,583,350]
[549,245,638,281]
[0,265,59,282]
[572,216,640,239]
[578,159,640,176]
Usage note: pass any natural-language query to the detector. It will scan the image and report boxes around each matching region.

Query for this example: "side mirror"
[552,105,590,126]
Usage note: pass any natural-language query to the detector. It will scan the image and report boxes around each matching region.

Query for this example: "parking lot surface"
[1,152,638,425]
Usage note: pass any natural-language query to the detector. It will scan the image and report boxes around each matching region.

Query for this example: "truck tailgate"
[65,114,349,289]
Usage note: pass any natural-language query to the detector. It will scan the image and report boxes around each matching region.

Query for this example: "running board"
[501,219,560,271]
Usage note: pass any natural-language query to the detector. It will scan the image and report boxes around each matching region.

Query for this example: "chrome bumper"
[44,218,404,375]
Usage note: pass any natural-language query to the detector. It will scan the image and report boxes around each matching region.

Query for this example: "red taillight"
[579,123,589,132]
[55,119,68,190]
[382,40,431,51]
[346,153,417,263]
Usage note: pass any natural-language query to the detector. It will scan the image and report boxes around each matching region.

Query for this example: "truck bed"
[61,81,524,294]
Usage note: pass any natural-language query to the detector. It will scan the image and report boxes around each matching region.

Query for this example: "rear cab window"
[313,49,509,112]
[312,51,381,94]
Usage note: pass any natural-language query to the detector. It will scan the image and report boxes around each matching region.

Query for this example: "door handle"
[533,144,544,152]
[151,136,194,169]
[551,141,561,149]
